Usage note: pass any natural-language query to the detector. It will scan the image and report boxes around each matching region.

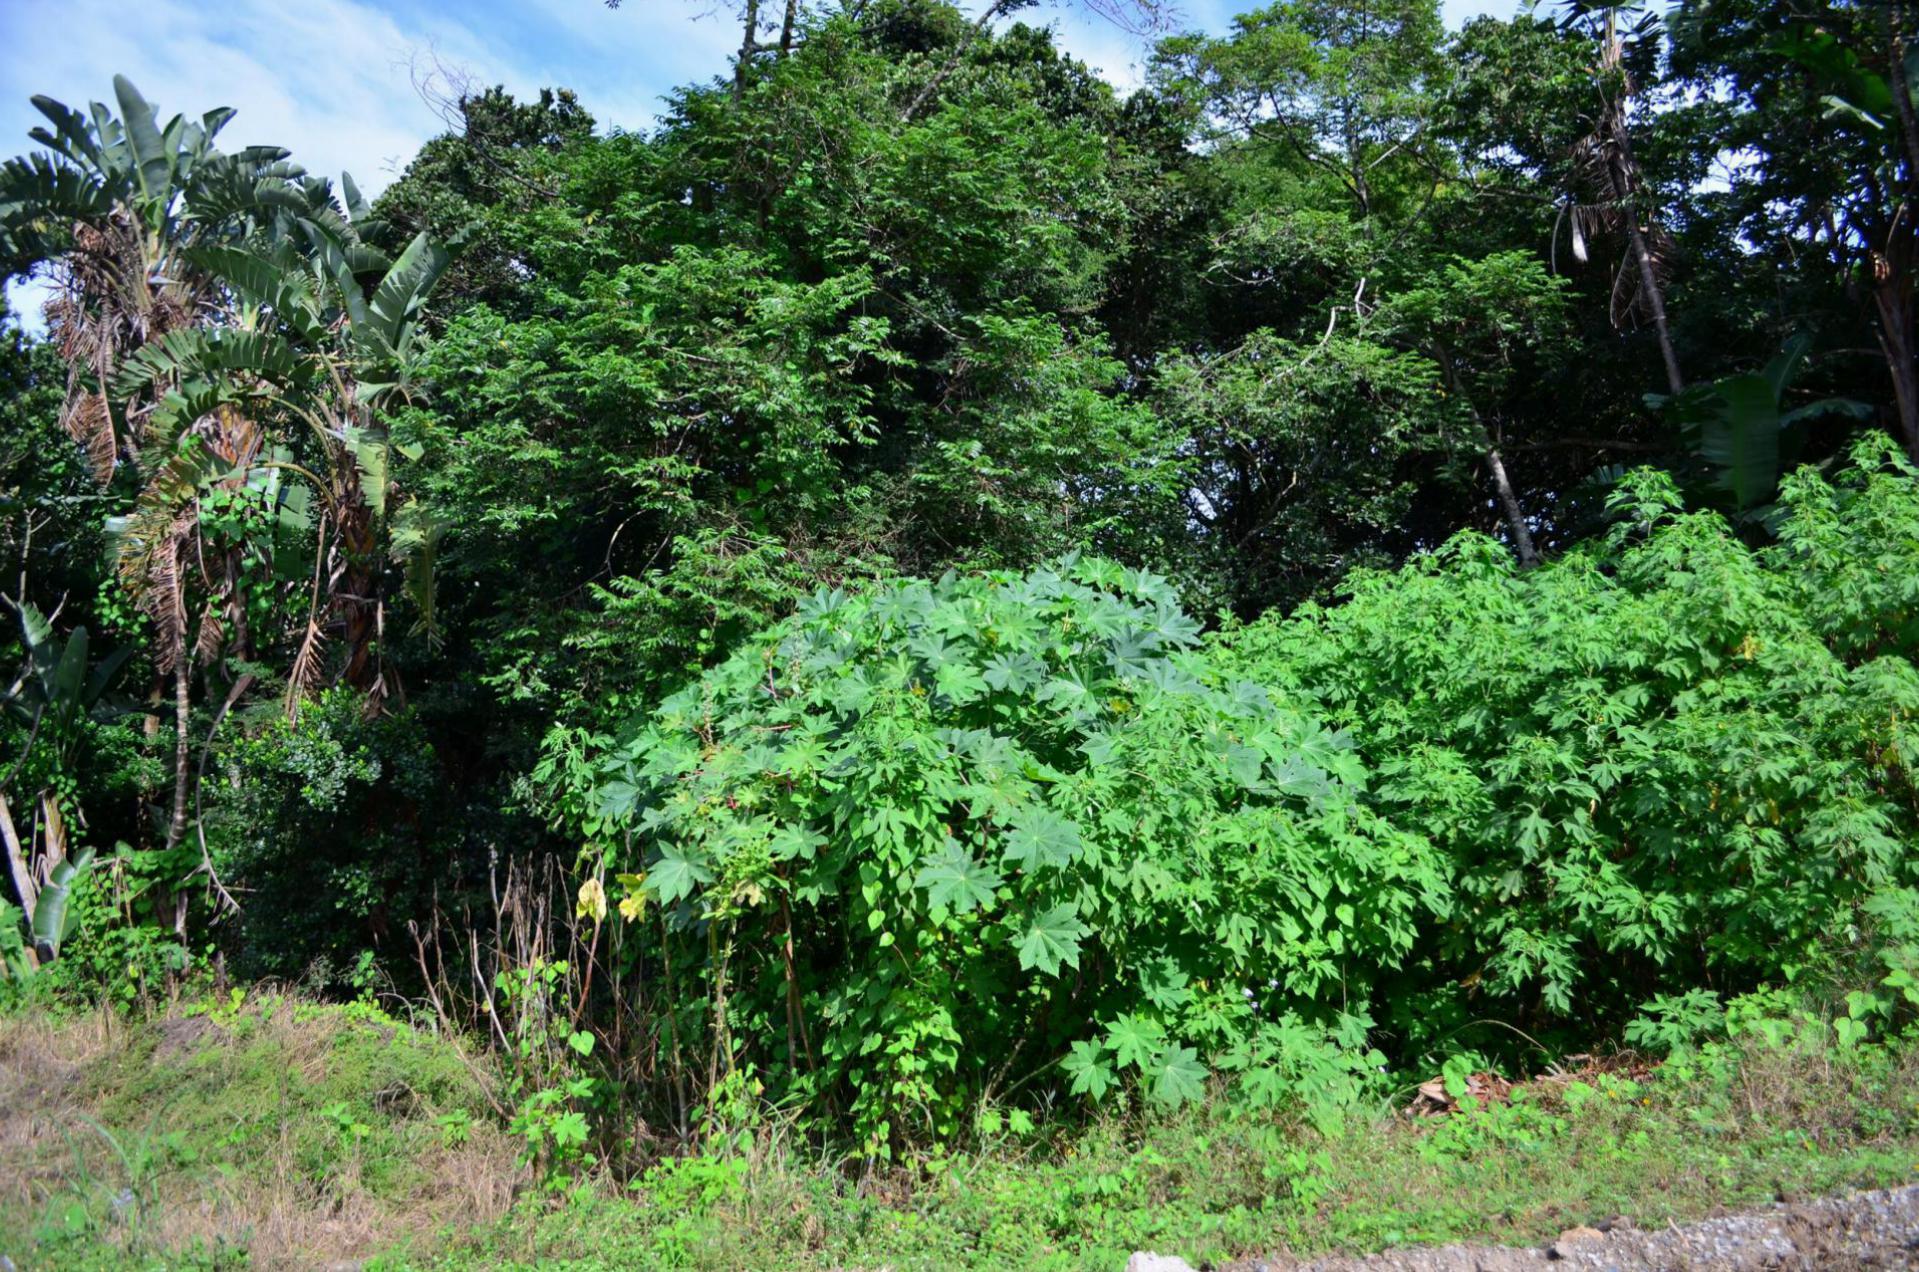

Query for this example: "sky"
[0,0,1520,319]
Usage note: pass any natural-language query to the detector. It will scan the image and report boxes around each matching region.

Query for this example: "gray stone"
[1126,1253,1200,1272]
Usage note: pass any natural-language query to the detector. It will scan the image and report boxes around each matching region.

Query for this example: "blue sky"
[0,0,1521,201]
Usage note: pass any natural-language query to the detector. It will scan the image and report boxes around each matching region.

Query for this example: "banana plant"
[0,76,301,479]
[29,847,96,960]
[1648,335,1870,511]
[0,844,98,975]
[109,192,449,709]
[2,603,125,968]
[2,602,130,781]
[0,899,32,979]
[0,786,99,973]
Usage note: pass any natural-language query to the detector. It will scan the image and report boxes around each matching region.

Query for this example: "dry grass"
[0,1007,128,1221]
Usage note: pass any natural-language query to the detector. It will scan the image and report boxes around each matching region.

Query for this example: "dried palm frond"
[285,617,327,719]
[112,445,211,672]
[58,387,118,482]
[193,602,225,665]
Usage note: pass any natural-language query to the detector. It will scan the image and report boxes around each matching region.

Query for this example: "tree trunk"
[0,794,40,972]
[1595,8,1681,396]
[779,0,799,54]
[163,655,191,861]
[1874,265,1919,462]
[161,653,193,950]
[1876,4,1919,461]
[333,483,390,709]
[1624,213,1683,396]
[1486,446,1540,568]
[1437,347,1540,568]
[734,0,762,99]
[0,792,37,912]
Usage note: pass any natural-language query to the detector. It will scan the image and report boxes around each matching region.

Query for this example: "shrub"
[210,688,445,985]
[1220,435,1919,1062]
[579,558,1446,1149]
[563,438,1919,1151]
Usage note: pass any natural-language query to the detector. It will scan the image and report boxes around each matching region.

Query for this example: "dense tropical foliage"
[4,0,1918,1167]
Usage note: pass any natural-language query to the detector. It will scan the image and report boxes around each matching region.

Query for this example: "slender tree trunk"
[1876,3,1919,461]
[1602,104,1682,395]
[1596,8,1682,396]
[1438,347,1540,567]
[1485,446,1540,568]
[163,653,193,947]
[0,793,39,972]
[1874,267,1919,462]
[0,792,37,913]
[734,0,762,99]
[1623,210,1683,396]
[163,656,191,860]
[779,0,799,54]
[164,656,191,855]
[1888,3,1919,183]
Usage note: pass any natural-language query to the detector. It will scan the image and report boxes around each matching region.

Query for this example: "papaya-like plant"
[579,557,1446,1150]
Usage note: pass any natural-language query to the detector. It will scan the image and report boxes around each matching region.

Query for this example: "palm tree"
[2,80,445,908]
[0,77,297,476]
[114,190,449,715]
[0,78,304,879]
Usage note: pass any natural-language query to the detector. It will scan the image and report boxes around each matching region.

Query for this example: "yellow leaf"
[576,876,608,923]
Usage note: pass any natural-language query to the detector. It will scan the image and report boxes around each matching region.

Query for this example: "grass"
[0,991,513,1269]
[3,993,1917,1270]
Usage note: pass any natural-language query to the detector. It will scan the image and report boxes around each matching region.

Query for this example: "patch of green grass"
[410,1028,1919,1271]
[0,993,511,1271]
[86,994,486,1201]
[10,996,1919,1272]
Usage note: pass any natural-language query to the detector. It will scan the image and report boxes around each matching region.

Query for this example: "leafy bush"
[579,558,1446,1149]
[210,688,445,984]
[1220,435,1919,1062]
[560,439,1919,1152]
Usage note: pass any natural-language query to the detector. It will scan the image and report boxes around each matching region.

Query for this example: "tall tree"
[1671,0,1919,459]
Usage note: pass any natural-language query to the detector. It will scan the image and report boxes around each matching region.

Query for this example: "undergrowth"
[3,989,1917,1270]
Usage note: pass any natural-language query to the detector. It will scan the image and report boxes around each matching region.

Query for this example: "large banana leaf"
[391,498,444,644]
[345,426,390,520]
[1651,336,1869,510]
[1696,374,1780,511]
[113,76,173,210]
[367,231,449,356]
[186,244,330,346]
[4,604,133,736]
[27,94,105,168]
[29,848,95,957]
[113,326,306,402]
[0,153,117,267]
